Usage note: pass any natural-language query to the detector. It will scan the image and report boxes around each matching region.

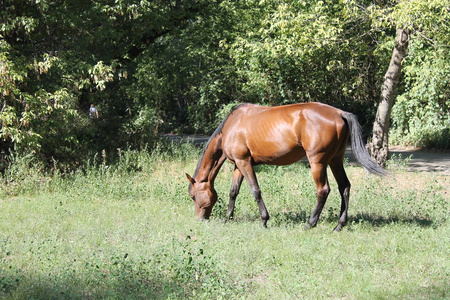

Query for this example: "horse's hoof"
[333,225,342,232]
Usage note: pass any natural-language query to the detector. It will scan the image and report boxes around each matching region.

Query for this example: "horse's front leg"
[224,167,244,223]
[236,160,270,227]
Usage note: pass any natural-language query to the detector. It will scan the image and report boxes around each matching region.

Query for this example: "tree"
[0,0,212,165]
[389,0,450,149]
[370,28,409,166]
[369,0,450,164]
[1,0,449,170]
[227,1,387,119]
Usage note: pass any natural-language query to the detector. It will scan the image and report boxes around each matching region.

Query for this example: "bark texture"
[370,28,409,166]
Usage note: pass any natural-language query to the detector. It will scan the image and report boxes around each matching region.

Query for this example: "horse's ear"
[185,173,196,185]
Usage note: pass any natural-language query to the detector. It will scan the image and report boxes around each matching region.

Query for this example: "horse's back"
[221,103,349,165]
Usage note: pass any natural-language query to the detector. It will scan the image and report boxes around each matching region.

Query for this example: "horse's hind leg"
[236,160,270,227]
[306,163,330,229]
[224,167,244,222]
[330,162,351,232]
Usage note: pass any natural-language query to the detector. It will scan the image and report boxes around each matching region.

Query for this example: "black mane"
[193,104,246,177]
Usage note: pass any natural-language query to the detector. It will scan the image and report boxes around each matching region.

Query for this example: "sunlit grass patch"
[1,147,448,299]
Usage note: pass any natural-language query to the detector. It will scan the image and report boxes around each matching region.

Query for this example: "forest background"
[1,0,449,169]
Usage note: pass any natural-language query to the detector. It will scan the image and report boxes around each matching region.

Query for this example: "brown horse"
[186,102,385,231]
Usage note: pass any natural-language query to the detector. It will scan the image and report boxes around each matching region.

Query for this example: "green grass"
[0,145,449,299]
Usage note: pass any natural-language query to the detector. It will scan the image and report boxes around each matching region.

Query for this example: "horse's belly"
[252,145,306,165]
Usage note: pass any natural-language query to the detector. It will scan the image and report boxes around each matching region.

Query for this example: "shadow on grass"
[255,210,437,229]
[1,236,247,299]
[0,271,189,300]
[270,211,309,227]
[227,210,310,227]
[350,213,435,228]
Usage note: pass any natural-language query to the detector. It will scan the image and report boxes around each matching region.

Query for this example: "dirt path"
[162,134,450,175]
[388,146,450,174]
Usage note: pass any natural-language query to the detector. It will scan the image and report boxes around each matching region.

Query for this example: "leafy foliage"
[0,0,449,169]
[373,0,450,148]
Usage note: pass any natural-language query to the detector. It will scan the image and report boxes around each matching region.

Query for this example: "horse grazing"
[186,102,385,231]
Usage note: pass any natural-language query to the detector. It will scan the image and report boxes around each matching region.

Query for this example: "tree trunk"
[369,28,409,167]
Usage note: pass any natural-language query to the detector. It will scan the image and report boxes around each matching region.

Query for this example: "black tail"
[341,112,387,176]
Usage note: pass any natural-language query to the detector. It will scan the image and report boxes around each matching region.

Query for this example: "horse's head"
[186,173,217,220]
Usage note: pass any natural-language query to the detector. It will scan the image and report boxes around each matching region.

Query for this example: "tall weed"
[0,151,47,196]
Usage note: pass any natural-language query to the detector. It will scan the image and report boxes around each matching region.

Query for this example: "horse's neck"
[195,134,225,183]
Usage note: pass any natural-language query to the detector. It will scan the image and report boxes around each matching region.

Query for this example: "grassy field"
[0,144,449,299]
